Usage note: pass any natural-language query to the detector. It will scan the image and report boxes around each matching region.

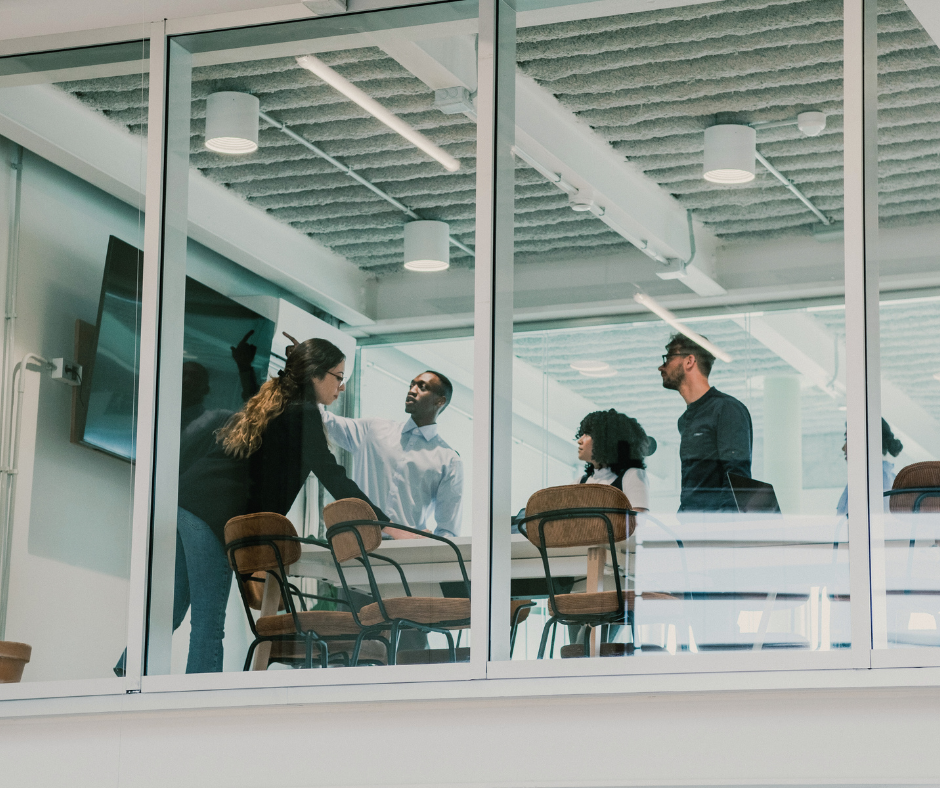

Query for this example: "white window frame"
[1,0,938,709]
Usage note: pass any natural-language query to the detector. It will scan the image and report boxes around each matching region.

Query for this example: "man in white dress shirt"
[320,370,463,537]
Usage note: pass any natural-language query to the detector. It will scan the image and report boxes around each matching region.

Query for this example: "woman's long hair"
[576,409,653,477]
[217,337,345,459]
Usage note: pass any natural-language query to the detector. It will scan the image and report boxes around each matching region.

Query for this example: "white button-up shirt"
[320,409,464,537]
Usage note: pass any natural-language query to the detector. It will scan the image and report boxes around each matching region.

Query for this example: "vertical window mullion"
[125,21,169,691]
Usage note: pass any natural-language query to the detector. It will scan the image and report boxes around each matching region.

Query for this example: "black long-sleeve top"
[245,401,387,522]
[177,401,385,543]
[677,387,753,513]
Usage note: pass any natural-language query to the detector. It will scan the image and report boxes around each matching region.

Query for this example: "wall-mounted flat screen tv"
[76,235,275,462]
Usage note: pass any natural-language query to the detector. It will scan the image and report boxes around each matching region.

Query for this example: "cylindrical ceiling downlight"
[205,92,260,154]
[703,124,756,184]
[404,220,450,272]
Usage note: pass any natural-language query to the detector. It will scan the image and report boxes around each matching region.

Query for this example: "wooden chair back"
[324,499,383,562]
[224,512,301,574]
[890,461,940,513]
[523,484,633,549]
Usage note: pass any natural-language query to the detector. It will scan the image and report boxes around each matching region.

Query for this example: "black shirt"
[177,402,385,542]
[677,387,753,512]
[246,401,386,522]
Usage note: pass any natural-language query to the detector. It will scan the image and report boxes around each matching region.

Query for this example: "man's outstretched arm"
[319,407,370,453]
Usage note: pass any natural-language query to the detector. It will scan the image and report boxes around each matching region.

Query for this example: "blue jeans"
[174,507,232,673]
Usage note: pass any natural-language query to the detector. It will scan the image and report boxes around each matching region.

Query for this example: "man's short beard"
[661,367,683,391]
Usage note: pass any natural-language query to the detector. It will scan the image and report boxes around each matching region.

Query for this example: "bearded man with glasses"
[658,334,753,513]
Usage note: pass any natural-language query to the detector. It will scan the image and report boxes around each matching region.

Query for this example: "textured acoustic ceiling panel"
[59,0,938,272]
[518,0,936,242]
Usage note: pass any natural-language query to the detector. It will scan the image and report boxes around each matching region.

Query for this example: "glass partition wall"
[145,3,481,680]
[4,0,936,699]
[494,0,863,671]
[871,0,940,663]
[0,41,147,687]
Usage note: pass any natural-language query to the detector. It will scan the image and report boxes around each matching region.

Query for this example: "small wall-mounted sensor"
[50,358,82,387]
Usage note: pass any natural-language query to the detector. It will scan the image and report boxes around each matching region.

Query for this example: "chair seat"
[256,610,362,637]
[560,642,629,658]
[268,638,387,665]
[396,647,471,665]
[359,597,471,628]
[549,590,677,617]
[510,599,533,624]
[549,590,634,617]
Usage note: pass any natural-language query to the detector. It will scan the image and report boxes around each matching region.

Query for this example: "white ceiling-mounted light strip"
[634,293,733,363]
[296,55,460,173]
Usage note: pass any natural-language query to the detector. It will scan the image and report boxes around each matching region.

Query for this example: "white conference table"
[290,514,853,593]
[252,515,861,668]
[291,533,593,586]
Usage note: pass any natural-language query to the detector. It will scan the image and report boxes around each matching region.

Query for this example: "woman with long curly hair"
[218,336,386,518]
[575,408,656,512]
[174,336,385,673]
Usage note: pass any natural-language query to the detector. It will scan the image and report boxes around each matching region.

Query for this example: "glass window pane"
[147,2,479,676]
[502,0,852,662]
[0,40,147,682]
[873,0,940,653]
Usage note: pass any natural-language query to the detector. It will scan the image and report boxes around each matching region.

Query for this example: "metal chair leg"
[304,635,313,669]
[388,622,401,666]
[538,617,557,659]
[244,639,260,671]
[444,629,456,662]
[351,630,367,667]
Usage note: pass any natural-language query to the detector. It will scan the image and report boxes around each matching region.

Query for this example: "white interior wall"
[0,141,297,681]
[1,144,144,681]
[3,685,940,786]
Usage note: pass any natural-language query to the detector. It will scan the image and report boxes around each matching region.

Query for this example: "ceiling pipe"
[745,114,832,227]
[259,110,474,259]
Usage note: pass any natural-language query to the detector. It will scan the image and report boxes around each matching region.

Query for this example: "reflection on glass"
[149,3,478,674]
[507,0,849,659]
[0,42,146,682]
[874,0,940,650]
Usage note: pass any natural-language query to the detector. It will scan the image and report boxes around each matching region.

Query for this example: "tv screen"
[79,236,275,462]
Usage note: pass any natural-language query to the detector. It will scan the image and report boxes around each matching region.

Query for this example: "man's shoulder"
[429,433,461,460]
[709,388,749,411]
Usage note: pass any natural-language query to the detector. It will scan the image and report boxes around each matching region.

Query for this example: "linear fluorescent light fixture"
[570,360,609,372]
[296,55,460,173]
[634,293,733,363]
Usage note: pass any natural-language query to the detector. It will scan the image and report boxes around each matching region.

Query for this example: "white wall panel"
[1,688,939,786]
